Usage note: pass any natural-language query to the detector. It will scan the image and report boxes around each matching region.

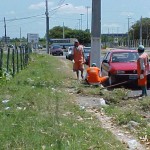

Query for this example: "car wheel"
[108,74,115,86]
[108,76,112,85]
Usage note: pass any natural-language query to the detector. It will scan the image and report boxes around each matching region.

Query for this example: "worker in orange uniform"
[72,39,85,80]
[137,45,149,97]
[85,63,108,85]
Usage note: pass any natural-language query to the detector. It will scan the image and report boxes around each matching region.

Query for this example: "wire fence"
[0,46,31,79]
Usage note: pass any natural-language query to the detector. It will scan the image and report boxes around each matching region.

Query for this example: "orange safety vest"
[137,52,149,86]
[73,45,84,63]
[86,67,108,84]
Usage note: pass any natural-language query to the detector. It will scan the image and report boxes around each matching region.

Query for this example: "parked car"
[66,46,74,61]
[50,45,63,56]
[83,47,91,65]
[38,45,43,49]
[101,49,140,86]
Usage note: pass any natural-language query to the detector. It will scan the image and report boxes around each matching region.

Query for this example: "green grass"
[75,81,150,142]
[0,53,126,149]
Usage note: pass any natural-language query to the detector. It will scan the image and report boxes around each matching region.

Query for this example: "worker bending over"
[85,63,108,85]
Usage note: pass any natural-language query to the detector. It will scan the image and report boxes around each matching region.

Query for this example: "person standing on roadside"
[72,39,85,80]
[137,45,149,97]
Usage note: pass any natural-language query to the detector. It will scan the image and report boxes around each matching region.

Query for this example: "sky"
[0,0,150,39]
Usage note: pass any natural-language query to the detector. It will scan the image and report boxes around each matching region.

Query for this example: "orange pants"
[87,76,108,84]
[73,62,84,71]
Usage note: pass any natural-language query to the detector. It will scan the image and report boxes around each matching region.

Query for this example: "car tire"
[108,76,112,86]
[108,74,115,86]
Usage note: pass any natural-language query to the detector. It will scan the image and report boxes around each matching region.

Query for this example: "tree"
[49,26,72,39]
[49,26,91,45]
[129,17,150,40]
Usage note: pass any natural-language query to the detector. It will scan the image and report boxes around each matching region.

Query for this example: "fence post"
[16,48,19,73]
[12,48,15,77]
[25,46,29,66]
[22,46,25,68]
[0,48,3,76]
[7,48,10,73]
[20,47,23,70]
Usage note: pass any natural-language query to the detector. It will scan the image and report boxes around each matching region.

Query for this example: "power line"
[0,4,67,23]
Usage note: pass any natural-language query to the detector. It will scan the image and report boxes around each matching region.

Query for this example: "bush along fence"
[0,46,31,81]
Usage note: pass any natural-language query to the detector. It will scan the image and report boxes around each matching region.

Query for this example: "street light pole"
[86,6,90,32]
[63,22,65,39]
[20,27,22,46]
[140,16,142,45]
[127,16,131,48]
[78,19,81,30]
[4,17,7,45]
[80,14,84,30]
[45,0,49,54]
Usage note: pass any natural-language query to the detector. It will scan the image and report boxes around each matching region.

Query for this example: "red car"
[101,49,140,86]
[50,45,63,56]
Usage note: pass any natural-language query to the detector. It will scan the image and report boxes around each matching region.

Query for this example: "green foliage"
[129,17,150,39]
[139,98,150,111]
[102,88,129,104]
[116,111,143,125]
[49,26,91,44]
[139,126,150,140]
[104,106,146,126]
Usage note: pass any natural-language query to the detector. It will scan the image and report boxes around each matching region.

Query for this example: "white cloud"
[28,1,54,10]
[51,3,91,15]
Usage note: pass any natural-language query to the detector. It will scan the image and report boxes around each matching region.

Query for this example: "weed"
[102,88,129,104]
[116,111,144,125]
[139,97,150,111]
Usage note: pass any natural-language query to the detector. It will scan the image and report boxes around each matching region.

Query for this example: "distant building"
[102,33,127,38]
[49,38,76,48]
[1,36,10,44]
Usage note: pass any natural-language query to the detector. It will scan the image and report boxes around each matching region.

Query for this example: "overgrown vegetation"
[0,53,126,149]
[76,81,150,144]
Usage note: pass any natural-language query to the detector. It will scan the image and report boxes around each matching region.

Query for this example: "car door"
[101,52,111,76]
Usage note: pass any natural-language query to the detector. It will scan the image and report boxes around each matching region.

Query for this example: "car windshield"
[111,52,138,62]
[53,45,61,49]
[69,47,73,52]
[84,47,91,53]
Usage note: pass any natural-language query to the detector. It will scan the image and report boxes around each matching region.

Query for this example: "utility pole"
[78,19,81,30]
[63,22,65,39]
[20,27,22,46]
[140,16,142,45]
[86,6,90,32]
[127,16,131,47]
[45,0,49,54]
[91,0,101,68]
[4,17,7,45]
[80,14,84,30]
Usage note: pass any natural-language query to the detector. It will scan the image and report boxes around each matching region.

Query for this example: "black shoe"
[139,94,144,97]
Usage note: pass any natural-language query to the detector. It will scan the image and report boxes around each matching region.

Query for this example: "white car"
[66,46,74,61]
